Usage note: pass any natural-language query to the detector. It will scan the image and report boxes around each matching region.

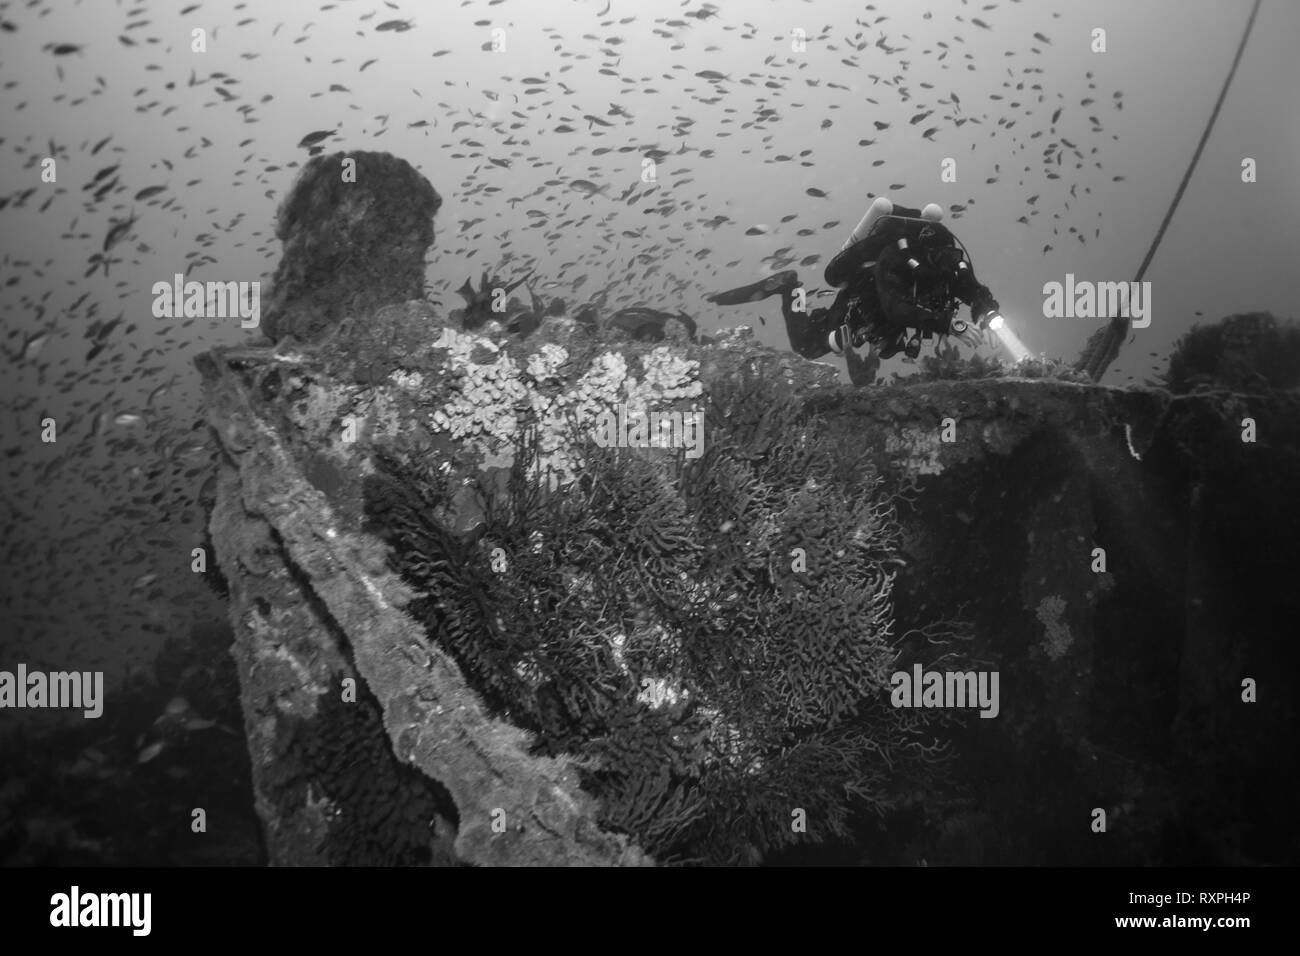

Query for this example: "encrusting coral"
[1035,594,1073,661]
[423,323,704,489]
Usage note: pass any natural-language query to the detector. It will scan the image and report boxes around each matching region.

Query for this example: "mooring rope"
[1133,0,1264,285]
[1083,0,1264,380]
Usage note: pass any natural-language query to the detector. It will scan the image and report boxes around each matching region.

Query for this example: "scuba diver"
[708,197,1001,383]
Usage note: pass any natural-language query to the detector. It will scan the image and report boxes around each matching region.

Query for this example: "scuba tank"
[841,196,894,251]
[824,203,933,288]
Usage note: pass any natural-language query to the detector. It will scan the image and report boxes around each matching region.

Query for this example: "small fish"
[90,163,120,185]
[569,180,609,198]
[375,19,414,32]
[805,187,829,198]
[93,176,120,201]
[137,741,165,764]
[744,225,770,236]
[114,413,145,427]
[19,331,49,361]
[297,129,334,148]
[132,572,158,591]
[1034,32,1053,45]
[695,70,729,81]
[103,213,137,252]
[134,185,167,200]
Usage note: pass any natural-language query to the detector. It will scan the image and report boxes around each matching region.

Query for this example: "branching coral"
[366,365,949,865]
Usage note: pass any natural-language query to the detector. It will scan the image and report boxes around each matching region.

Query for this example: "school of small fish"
[0,0,1130,688]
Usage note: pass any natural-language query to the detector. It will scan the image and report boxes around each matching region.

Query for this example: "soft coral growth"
[365,368,948,864]
[912,341,1007,382]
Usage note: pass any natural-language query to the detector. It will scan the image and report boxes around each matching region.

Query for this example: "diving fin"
[707,270,799,305]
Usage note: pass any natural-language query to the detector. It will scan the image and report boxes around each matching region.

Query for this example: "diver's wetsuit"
[780,204,998,360]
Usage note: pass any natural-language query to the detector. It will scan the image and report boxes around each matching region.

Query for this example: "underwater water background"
[0,0,1297,863]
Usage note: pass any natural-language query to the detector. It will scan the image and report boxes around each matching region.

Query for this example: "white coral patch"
[430,340,701,490]
[624,347,703,417]
[1036,594,1073,660]
[513,657,544,689]
[389,370,426,391]
[886,426,945,476]
[609,631,628,673]
[431,340,528,454]
[636,675,687,710]
[526,344,569,382]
